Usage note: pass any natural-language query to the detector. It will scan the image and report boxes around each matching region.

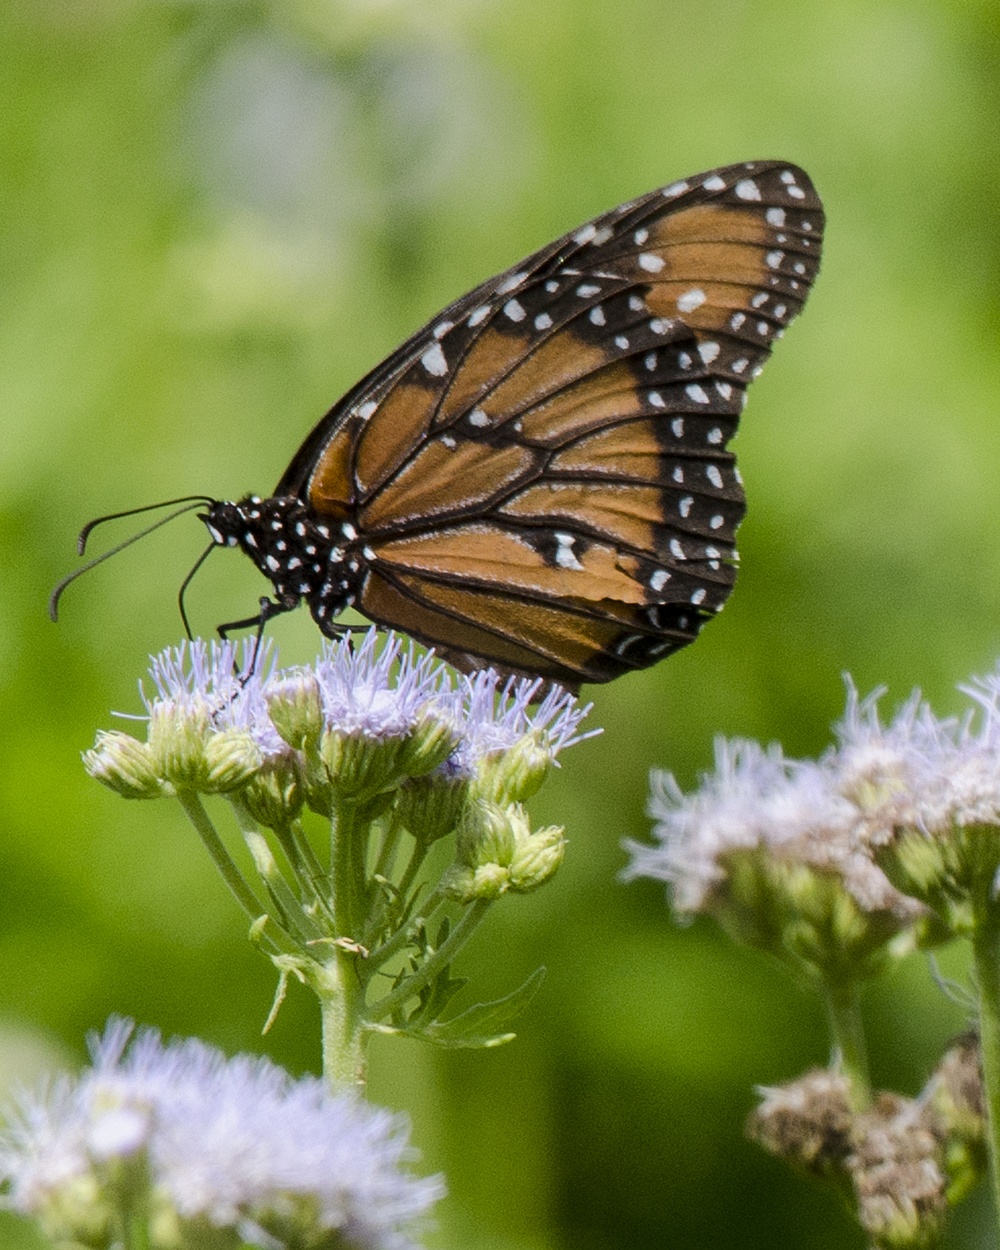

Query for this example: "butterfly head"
[202,496,362,633]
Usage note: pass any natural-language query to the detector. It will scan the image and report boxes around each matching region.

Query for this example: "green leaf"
[380,967,546,1048]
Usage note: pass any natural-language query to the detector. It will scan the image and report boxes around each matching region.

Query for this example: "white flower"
[0,1020,443,1250]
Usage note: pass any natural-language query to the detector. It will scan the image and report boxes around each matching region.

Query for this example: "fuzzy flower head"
[0,1020,443,1250]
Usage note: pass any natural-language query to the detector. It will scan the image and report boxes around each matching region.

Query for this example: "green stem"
[314,955,368,1090]
[175,790,293,954]
[370,897,492,1022]
[367,885,447,972]
[971,915,1000,1240]
[824,981,871,1109]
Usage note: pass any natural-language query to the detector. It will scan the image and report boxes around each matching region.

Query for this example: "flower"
[0,1020,443,1250]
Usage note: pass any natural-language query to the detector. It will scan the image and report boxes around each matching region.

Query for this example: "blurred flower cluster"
[625,663,1000,1249]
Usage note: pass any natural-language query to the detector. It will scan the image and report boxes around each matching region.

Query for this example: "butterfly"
[56,161,823,690]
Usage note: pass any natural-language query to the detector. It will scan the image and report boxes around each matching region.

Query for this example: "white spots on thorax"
[697,341,720,365]
[638,252,665,274]
[288,556,302,571]
[553,531,584,571]
[468,407,490,428]
[504,298,526,322]
[589,305,606,326]
[734,178,761,201]
[702,174,726,192]
[685,383,710,405]
[341,522,357,540]
[467,304,491,327]
[275,540,287,552]
[421,342,448,376]
[649,569,671,592]
[535,312,553,331]
[576,282,601,298]
[706,464,723,489]
[295,521,307,537]
[362,546,376,561]
[266,554,281,573]
[663,180,690,198]
[244,532,257,549]
[766,207,786,227]
[676,287,706,313]
[497,270,528,294]
[647,391,665,409]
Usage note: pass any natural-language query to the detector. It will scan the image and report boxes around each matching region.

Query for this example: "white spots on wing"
[629,294,646,312]
[497,270,528,294]
[670,538,685,559]
[671,418,685,438]
[433,320,454,339]
[591,226,614,245]
[357,400,378,421]
[266,554,281,573]
[647,391,665,408]
[468,407,490,428]
[697,341,720,365]
[644,352,657,371]
[690,587,707,605]
[504,298,526,322]
[467,304,491,327]
[678,496,693,519]
[751,291,769,309]
[649,569,671,592]
[730,312,746,330]
[634,227,649,245]
[766,250,784,269]
[731,357,748,374]
[706,545,721,559]
[685,383,710,405]
[554,531,584,571]
[650,318,671,335]
[573,224,597,245]
[663,180,690,198]
[545,279,559,293]
[638,252,665,273]
[421,342,448,376]
[709,515,725,530]
[576,282,601,298]
[341,522,357,539]
[678,351,692,370]
[794,261,807,275]
[774,303,787,319]
[802,220,814,232]
[441,434,457,450]
[735,178,761,201]
[702,174,726,192]
[615,334,630,350]
[707,427,723,445]
[534,312,553,331]
[362,545,376,560]
[756,321,770,336]
[788,185,806,200]
[706,465,723,488]
[766,207,786,227]
[716,381,733,400]
[589,305,606,326]
[677,287,706,313]
[672,465,684,483]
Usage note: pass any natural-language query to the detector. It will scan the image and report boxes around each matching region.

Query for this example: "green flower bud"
[241,754,304,828]
[203,730,261,793]
[456,800,516,870]
[266,674,324,750]
[509,821,566,892]
[474,734,552,804]
[321,728,405,798]
[442,861,510,903]
[147,701,213,791]
[397,706,459,779]
[398,773,471,844]
[84,732,163,799]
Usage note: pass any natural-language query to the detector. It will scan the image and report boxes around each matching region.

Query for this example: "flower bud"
[474,734,553,805]
[456,800,516,870]
[509,821,566,892]
[442,862,510,902]
[84,732,163,799]
[241,754,304,828]
[398,706,459,779]
[398,774,471,844]
[321,728,405,798]
[266,674,324,750]
[203,730,261,793]
[147,700,213,791]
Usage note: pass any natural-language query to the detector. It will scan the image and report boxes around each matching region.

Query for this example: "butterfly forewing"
[259,160,823,686]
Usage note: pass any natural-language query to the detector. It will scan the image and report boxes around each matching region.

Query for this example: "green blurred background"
[3,0,999,1245]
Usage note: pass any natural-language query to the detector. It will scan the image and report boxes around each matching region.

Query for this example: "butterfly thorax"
[202,496,362,633]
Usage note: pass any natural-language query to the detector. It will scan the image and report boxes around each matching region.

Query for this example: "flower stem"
[314,956,367,1090]
[971,915,1000,1239]
[824,981,871,1109]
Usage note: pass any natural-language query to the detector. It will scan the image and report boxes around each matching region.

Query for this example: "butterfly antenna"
[178,541,217,641]
[49,498,214,622]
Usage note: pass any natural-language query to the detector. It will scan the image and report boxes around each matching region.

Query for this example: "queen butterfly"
[56,161,824,689]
